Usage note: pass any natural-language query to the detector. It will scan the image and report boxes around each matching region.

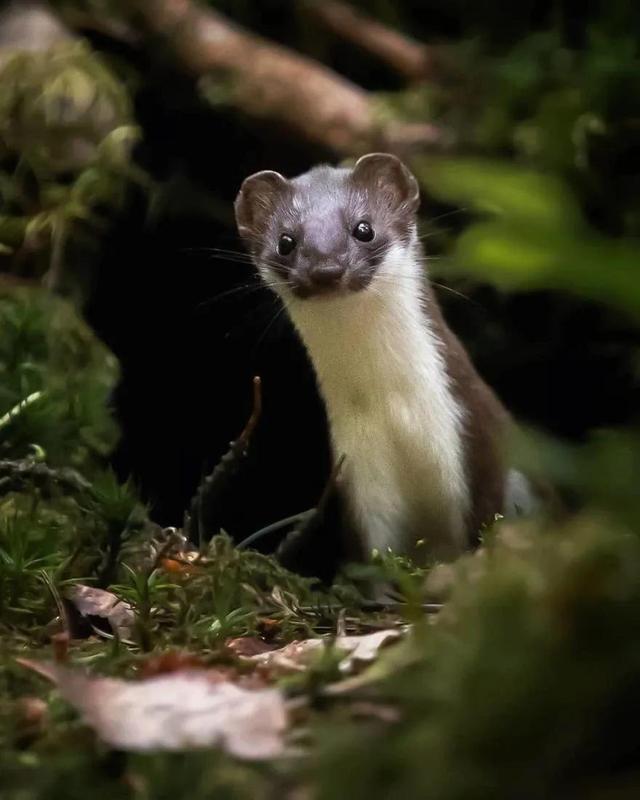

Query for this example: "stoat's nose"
[292,259,347,297]
[307,261,345,288]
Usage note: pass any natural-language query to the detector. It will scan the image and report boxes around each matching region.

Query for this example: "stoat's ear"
[234,170,289,241]
[351,153,420,214]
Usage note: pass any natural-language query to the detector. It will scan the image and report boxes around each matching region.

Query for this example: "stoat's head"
[234,153,420,300]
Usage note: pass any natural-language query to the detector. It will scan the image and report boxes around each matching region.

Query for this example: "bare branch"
[303,0,436,82]
[237,375,263,451]
[127,0,445,155]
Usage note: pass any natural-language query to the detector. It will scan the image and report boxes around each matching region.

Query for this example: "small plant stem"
[236,510,314,550]
[0,391,44,431]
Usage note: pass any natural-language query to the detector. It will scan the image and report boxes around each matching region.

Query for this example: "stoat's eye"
[353,220,374,242]
[278,233,296,256]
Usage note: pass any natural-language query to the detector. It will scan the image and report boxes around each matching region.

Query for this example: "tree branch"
[127,0,444,155]
[303,0,436,82]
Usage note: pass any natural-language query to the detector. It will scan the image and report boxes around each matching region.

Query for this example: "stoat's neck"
[285,244,470,559]
[286,245,452,417]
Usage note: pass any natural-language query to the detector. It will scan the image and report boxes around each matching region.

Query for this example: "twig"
[185,376,263,546]
[149,533,183,574]
[39,569,72,635]
[303,0,436,82]
[359,600,442,613]
[0,458,91,498]
[237,375,262,451]
[96,509,136,589]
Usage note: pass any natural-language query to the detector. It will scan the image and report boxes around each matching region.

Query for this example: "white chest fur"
[286,245,470,561]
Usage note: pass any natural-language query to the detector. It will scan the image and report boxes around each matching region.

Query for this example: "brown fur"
[423,287,509,542]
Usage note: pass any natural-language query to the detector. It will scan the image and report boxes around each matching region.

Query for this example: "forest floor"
[1,520,425,800]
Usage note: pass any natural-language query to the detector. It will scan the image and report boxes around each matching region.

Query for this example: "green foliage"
[0,747,272,800]
[440,29,640,230]
[117,532,362,653]
[0,489,89,631]
[0,41,141,289]
[316,515,640,800]
[0,281,137,629]
[0,508,66,624]
[0,281,119,468]
[510,427,640,531]
[0,42,133,174]
[416,156,640,321]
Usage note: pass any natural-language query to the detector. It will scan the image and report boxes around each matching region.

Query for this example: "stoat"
[235,153,533,566]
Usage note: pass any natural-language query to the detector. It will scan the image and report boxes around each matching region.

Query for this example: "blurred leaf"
[18,660,287,758]
[418,157,640,319]
[510,426,640,529]
[417,157,584,232]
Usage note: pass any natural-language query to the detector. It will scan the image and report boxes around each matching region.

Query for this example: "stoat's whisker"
[196,282,264,311]
[420,207,469,227]
[254,295,293,351]
[368,274,474,304]
[428,282,475,303]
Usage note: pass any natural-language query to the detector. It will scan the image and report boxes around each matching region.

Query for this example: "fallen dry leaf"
[249,640,324,675]
[17,660,287,759]
[159,556,202,576]
[226,636,279,658]
[137,651,266,688]
[243,629,405,676]
[256,618,281,640]
[66,585,134,639]
[14,696,48,740]
[335,630,405,671]
[138,650,207,678]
